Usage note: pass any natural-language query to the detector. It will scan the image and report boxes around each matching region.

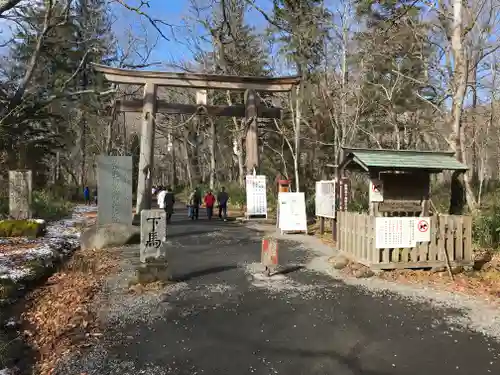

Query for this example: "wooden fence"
[337,211,473,270]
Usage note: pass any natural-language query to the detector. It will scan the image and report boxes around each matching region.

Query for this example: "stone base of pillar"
[135,257,171,285]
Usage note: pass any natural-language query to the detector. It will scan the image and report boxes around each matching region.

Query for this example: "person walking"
[164,186,175,224]
[188,188,200,220]
[93,188,98,205]
[204,190,216,220]
[217,187,229,221]
[157,186,166,209]
[83,186,90,205]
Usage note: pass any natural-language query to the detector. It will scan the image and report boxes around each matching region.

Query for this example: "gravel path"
[54,208,500,375]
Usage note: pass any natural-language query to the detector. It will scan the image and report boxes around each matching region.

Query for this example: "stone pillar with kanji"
[140,209,167,262]
[137,209,169,284]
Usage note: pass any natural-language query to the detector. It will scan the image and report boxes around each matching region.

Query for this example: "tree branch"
[112,0,175,41]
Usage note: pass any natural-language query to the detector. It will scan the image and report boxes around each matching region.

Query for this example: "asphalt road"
[56,206,500,375]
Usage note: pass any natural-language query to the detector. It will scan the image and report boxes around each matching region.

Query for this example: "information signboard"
[315,180,336,218]
[245,175,267,216]
[278,192,307,233]
[375,216,432,249]
[375,217,415,248]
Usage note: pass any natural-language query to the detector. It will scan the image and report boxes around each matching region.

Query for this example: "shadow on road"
[167,228,218,239]
[170,264,238,282]
[274,265,304,275]
[210,328,387,375]
[168,217,238,225]
[261,342,388,375]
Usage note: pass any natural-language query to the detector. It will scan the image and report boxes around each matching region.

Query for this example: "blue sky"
[111,0,274,71]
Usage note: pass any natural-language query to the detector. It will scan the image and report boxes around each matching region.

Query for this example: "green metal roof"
[341,148,468,171]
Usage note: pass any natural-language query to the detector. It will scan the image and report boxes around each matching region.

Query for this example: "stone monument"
[97,156,133,225]
[140,209,167,262]
[9,170,32,219]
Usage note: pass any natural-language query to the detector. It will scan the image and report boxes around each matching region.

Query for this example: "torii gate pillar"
[136,82,157,214]
[245,89,259,174]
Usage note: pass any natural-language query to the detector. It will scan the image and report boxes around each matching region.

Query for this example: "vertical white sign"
[315,180,336,218]
[278,192,307,233]
[369,179,384,202]
[246,175,267,216]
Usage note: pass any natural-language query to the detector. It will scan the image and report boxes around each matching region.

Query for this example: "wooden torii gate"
[92,64,301,215]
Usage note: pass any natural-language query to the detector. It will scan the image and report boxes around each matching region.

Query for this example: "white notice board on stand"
[278,192,307,234]
[245,175,267,217]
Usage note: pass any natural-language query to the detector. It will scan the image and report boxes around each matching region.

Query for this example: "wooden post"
[332,165,340,242]
[369,171,380,217]
[422,173,431,216]
[136,82,157,215]
[319,217,325,235]
[293,84,301,192]
[245,89,259,174]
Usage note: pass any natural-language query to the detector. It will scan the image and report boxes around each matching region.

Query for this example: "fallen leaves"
[20,247,120,375]
[379,258,500,306]
[0,239,38,255]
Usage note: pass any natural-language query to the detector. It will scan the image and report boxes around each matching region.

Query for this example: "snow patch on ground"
[0,205,94,283]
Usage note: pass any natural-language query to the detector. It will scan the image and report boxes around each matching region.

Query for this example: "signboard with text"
[315,180,336,218]
[278,192,307,233]
[140,209,167,262]
[246,175,267,216]
[339,178,351,211]
[375,216,432,249]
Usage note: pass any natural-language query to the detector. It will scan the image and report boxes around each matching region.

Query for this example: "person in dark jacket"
[83,186,90,205]
[217,187,229,221]
[188,188,201,220]
[163,186,175,223]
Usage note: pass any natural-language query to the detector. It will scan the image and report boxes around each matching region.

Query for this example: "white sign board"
[369,179,384,202]
[376,217,415,248]
[414,217,431,242]
[375,217,432,249]
[278,192,307,233]
[315,180,336,218]
[245,175,267,216]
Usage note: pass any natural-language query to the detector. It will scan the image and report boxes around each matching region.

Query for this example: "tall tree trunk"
[293,80,302,192]
[80,119,86,186]
[448,0,477,214]
[171,135,178,187]
[105,103,117,155]
[237,135,245,186]
[469,59,479,186]
[209,120,216,189]
[182,134,193,189]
